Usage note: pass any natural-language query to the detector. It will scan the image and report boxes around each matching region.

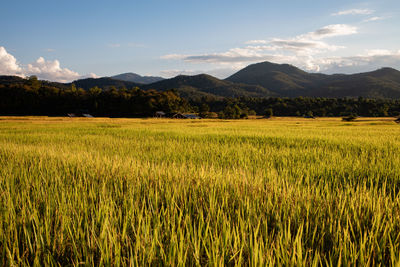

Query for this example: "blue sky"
[0,0,399,82]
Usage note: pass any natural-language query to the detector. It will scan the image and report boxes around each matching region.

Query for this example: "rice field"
[1,116,400,266]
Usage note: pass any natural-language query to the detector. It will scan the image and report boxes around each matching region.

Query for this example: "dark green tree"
[264,108,273,118]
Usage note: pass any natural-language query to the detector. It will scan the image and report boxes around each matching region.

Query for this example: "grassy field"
[1,116,400,266]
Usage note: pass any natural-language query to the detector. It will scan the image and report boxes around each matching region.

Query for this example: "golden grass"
[0,116,399,265]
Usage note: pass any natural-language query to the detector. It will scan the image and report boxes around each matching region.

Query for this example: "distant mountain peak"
[231,61,308,75]
[111,72,164,84]
[373,67,399,75]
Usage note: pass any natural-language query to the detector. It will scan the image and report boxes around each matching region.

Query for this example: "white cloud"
[265,24,356,56]
[245,40,268,45]
[25,57,81,83]
[269,39,342,54]
[0,46,22,75]
[301,24,358,40]
[365,49,392,56]
[177,45,297,66]
[0,46,97,82]
[160,54,189,60]
[363,16,384,23]
[259,25,356,56]
[245,45,277,51]
[332,9,374,16]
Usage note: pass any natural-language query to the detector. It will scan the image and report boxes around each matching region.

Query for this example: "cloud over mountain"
[315,49,400,74]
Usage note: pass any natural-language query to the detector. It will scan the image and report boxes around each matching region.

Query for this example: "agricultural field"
[1,116,400,266]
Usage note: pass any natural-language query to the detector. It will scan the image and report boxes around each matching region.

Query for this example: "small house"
[155,111,166,118]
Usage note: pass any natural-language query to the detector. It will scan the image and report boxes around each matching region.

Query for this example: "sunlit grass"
[1,117,400,265]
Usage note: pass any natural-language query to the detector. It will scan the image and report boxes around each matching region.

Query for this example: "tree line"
[0,76,190,117]
[1,76,400,118]
[193,96,400,118]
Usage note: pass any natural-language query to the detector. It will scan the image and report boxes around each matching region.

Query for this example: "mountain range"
[110,62,400,99]
[2,61,400,99]
[225,61,400,98]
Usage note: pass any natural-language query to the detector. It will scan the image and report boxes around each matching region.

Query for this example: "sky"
[0,0,399,82]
